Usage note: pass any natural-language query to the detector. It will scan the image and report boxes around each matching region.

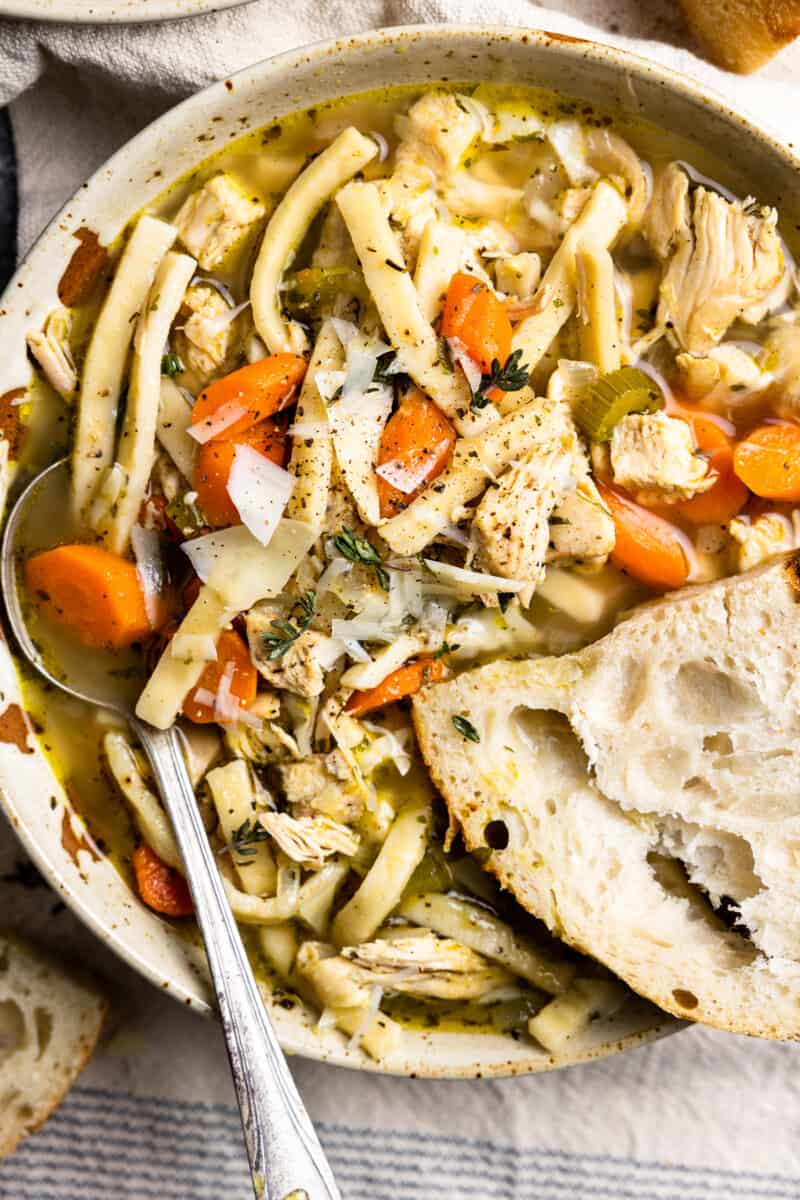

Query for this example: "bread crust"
[679,0,800,73]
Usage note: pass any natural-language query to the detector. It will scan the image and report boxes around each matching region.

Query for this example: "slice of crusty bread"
[413,553,800,1039]
[679,0,800,73]
[0,933,108,1157]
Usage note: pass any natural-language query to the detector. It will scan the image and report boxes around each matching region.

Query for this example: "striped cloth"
[3,1083,799,1200]
[1,3,800,1198]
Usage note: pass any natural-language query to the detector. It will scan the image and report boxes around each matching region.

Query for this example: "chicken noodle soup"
[17,83,800,1057]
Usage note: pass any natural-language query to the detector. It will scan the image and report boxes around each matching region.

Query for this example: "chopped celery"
[574,366,663,442]
[284,266,367,316]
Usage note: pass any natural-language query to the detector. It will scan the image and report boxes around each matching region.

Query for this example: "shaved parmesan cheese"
[226,443,294,545]
[347,985,384,1052]
[341,634,422,690]
[360,723,413,777]
[439,522,471,548]
[312,636,347,671]
[191,275,236,307]
[238,708,265,731]
[202,298,251,336]
[188,400,248,444]
[317,556,353,594]
[214,661,240,725]
[387,567,424,623]
[423,559,530,595]
[327,379,392,526]
[191,687,217,708]
[446,337,482,394]
[170,633,218,663]
[131,524,164,628]
[343,344,383,400]
[343,638,372,663]
[331,617,396,645]
[375,456,433,495]
[331,318,359,347]
[315,369,346,402]
[181,520,316,611]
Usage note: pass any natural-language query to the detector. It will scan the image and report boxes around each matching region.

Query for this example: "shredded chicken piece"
[174,173,266,270]
[26,308,77,401]
[246,603,329,699]
[645,164,784,353]
[379,92,484,260]
[547,464,616,564]
[762,321,800,418]
[277,754,364,824]
[341,930,515,1000]
[729,513,799,572]
[610,411,714,503]
[260,811,359,870]
[586,128,650,227]
[472,426,580,584]
[173,284,239,391]
[676,344,767,403]
[224,692,285,764]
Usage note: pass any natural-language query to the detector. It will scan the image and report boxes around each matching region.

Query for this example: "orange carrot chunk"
[25,544,152,650]
[194,418,287,528]
[132,844,193,918]
[598,482,690,592]
[376,386,457,518]
[672,407,749,525]
[441,272,512,375]
[190,353,306,442]
[344,656,447,718]
[182,629,258,724]
[733,422,800,502]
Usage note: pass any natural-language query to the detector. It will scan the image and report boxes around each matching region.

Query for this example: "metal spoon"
[2,459,340,1200]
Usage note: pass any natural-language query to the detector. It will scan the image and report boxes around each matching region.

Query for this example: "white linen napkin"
[1,3,800,1197]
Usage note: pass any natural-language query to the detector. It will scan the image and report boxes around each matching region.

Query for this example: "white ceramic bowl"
[0,0,250,22]
[6,23,794,1076]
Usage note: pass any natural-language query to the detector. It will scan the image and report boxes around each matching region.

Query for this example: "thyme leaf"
[470,349,531,413]
[333,527,389,590]
[261,590,317,660]
[452,714,480,743]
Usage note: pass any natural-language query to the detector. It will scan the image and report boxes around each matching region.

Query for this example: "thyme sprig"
[470,349,531,413]
[261,590,317,660]
[222,817,271,860]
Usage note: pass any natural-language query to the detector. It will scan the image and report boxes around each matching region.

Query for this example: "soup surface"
[17,82,800,1059]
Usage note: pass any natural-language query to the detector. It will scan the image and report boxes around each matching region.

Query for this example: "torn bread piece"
[679,0,800,74]
[0,933,108,1157]
[413,553,800,1039]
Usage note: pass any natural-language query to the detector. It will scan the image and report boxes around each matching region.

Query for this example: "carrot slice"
[182,629,258,724]
[376,386,457,518]
[598,482,690,591]
[672,407,749,525]
[25,544,151,649]
[441,272,512,374]
[733,422,800,502]
[191,353,306,442]
[194,418,287,528]
[132,844,193,918]
[344,656,447,718]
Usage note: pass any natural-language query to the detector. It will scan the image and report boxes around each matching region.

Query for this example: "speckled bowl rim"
[0,0,253,24]
[5,21,794,1075]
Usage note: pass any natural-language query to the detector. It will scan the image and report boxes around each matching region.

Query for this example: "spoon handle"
[131,718,341,1200]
